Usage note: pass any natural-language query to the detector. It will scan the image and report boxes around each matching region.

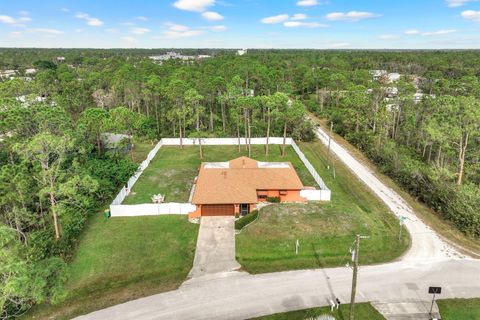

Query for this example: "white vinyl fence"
[110,203,196,217]
[109,137,331,217]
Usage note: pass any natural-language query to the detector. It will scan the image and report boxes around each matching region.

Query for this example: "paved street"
[76,125,479,320]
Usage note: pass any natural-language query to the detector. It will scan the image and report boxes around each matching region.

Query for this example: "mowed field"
[235,139,409,273]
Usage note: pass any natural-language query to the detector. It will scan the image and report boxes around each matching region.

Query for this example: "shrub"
[266,196,280,203]
[235,210,259,230]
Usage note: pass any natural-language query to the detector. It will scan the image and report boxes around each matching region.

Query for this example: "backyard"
[235,140,409,273]
[123,144,317,204]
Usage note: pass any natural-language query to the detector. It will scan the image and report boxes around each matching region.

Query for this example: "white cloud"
[0,13,31,27]
[173,0,215,12]
[404,29,420,35]
[122,36,137,45]
[297,0,319,6]
[405,29,457,36]
[326,11,380,22]
[446,0,479,7]
[379,34,397,40]
[261,14,289,24]
[207,25,227,31]
[76,12,104,26]
[19,11,30,16]
[136,16,148,21]
[202,11,224,21]
[291,13,308,21]
[0,15,17,25]
[130,27,151,34]
[29,28,64,35]
[461,10,480,22]
[283,21,326,28]
[61,8,70,12]
[9,31,22,38]
[163,23,204,38]
[422,29,457,36]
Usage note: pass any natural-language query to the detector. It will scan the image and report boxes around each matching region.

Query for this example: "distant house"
[189,156,308,218]
[0,70,17,80]
[387,73,401,83]
[385,87,398,98]
[370,69,387,81]
[101,133,132,152]
[237,49,248,56]
[56,56,66,62]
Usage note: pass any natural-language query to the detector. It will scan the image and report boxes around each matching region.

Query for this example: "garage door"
[202,204,235,216]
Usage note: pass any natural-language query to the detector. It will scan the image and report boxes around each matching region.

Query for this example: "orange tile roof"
[192,156,304,204]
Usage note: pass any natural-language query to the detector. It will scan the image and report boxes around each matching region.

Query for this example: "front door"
[240,204,249,216]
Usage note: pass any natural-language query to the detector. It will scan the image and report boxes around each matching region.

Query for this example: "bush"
[235,210,259,230]
[266,196,280,203]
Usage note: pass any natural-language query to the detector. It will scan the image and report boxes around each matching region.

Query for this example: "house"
[190,156,307,218]
[56,56,66,62]
[387,72,401,83]
[237,49,247,56]
[101,133,133,152]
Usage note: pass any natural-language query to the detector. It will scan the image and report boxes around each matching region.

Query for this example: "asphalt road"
[76,126,479,320]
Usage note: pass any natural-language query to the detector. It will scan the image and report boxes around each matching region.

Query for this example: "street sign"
[429,287,442,294]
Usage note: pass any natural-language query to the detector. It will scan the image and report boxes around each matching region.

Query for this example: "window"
[279,190,288,195]
[257,190,268,199]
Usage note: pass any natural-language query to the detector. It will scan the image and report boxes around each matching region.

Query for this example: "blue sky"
[1,0,480,48]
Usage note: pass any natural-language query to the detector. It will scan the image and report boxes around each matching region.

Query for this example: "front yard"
[26,215,198,319]
[253,302,385,320]
[236,140,409,273]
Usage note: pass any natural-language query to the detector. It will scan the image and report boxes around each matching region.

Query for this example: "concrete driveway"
[188,216,241,279]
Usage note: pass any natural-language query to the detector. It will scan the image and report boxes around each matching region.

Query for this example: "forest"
[1,48,479,317]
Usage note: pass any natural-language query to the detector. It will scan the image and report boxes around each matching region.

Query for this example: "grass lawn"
[308,113,480,258]
[123,144,317,204]
[437,299,480,320]
[26,214,198,320]
[236,139,409,273]
[129,139,157,164]
[253,303,385,320]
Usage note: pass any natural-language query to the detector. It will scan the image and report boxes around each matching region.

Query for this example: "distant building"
[56,56,66,62]
[101,133,133,152]
[237,49,248,56]
[385,87,398,98]
[25,68,37,75]
[387,73,401,83]
[149,52,209,64]
[370,70,387,81]
[0,70,17,80]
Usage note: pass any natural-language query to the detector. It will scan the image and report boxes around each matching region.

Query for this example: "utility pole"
[328,121,333,169]
[349,235,368,320]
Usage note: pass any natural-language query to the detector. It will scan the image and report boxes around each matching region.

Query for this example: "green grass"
[129,140,157,164]
[253,303,385,320]
[123,145,317,204]
[236,139,410,273]
[437,299,480,320]
[26,214,198,320]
